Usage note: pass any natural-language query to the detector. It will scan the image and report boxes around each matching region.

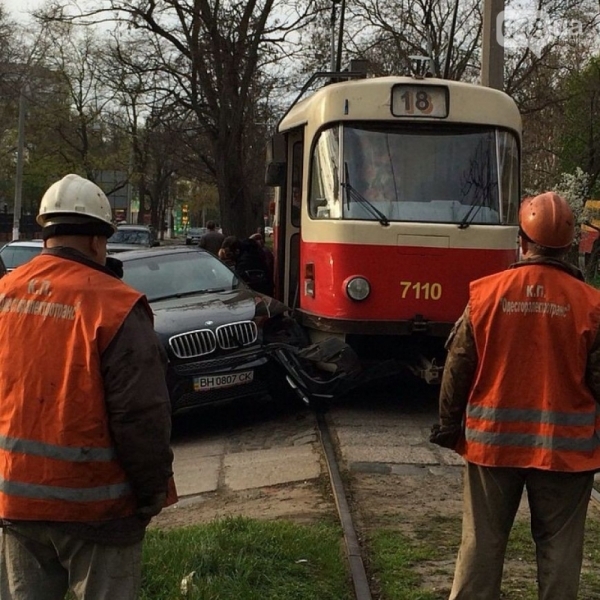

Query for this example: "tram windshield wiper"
[343,163,390,227]
[458,136,496,229]
[458,197,486,229]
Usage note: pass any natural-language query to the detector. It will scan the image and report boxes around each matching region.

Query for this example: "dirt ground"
[150,478,338,531]
[151,450,465,531]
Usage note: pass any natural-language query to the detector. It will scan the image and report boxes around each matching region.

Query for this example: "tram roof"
[278,76,522,135]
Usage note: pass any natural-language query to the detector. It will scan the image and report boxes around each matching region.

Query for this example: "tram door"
[268,129,303,308]
[284,133,303,308]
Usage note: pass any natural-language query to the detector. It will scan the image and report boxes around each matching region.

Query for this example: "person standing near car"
[0,174,175,600]
[237,236,274,296]
[249,232,275,287]
[430,192,600,600]
[218,235,241,269]
[198,220,225,255]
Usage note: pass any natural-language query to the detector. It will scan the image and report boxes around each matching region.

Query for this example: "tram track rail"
[316,410,373,600]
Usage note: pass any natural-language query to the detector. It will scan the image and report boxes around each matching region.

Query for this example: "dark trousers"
[449,462,594,600]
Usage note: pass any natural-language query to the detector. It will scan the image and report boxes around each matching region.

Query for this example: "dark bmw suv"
[118,246,308,413]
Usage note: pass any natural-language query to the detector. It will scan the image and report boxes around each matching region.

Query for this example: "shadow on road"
[171,371,439,442]
[170,394,308,441]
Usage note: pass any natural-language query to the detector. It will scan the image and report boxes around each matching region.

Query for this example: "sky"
[3,0,46,22]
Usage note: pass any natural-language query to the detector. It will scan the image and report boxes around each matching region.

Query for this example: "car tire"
[185,240,191,245]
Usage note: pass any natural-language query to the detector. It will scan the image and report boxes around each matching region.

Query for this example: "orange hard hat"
[519,192,574,249]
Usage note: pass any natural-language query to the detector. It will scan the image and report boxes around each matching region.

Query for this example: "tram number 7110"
[400,281,442,300]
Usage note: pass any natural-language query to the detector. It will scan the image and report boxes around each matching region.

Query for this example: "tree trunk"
[213,136,262,240]
[136,177,147,225]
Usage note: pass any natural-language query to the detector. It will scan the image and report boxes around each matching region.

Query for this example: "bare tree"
[344,0,482,80]
[37,0,319,238]
[301,0,600,195]
[37,22,131,184]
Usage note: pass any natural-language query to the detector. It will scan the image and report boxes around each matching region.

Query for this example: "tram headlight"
[345,276,371,301]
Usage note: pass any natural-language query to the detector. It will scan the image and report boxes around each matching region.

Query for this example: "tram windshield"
[309,124,519,225]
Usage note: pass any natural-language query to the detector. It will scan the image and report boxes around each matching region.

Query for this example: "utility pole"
[481,0,504,90]
[12,88,26,241]
[329,1,338,72]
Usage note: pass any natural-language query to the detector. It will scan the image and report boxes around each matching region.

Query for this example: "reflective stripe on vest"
[467,404,596,427]
[0,435,132,502]
[0,434,117,462]
[465,404,600,453]
[0,479,132,502]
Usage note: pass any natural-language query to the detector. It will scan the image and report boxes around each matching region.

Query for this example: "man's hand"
[137,492,167,521]
[430,423,463,450]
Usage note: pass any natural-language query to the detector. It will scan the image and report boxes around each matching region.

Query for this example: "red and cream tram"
[266,66,521,384]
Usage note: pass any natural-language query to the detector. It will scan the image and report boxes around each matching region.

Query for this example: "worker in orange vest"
[430,191,600,600]
[0,174,175,599]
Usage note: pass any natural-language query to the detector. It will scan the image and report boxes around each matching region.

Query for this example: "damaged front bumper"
[265,337,362,406]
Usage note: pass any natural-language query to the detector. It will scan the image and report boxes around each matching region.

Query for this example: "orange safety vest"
[461,264,600,472]
[0,254,149,521]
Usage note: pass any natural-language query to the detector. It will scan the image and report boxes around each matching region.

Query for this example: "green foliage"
[554,167,591,243]
[141,516,352,600]
[368,529,447,599]
[179,181,220,227]
[558,56,600,197]
[590,274,600,288]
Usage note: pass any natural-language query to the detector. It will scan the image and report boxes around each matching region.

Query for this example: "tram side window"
[498,132,520,224]
[309,127,341,219]
[291,141,303,227]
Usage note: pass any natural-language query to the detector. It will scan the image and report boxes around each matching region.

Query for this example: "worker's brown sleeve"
[102,301,173,509]
[438,306,478,432]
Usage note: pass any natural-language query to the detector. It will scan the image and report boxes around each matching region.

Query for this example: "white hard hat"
[37,174,117,232]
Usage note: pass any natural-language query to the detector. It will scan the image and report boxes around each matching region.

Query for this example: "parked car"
[0,240,44,272]
[117,247,359,413]
[107,225,159,253]
[185,227,207,245]
[264,226,273,238]
[0,255,7,279]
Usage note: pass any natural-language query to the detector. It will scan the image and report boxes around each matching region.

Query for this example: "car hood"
[108,243,149,253]
[149,288,263,340]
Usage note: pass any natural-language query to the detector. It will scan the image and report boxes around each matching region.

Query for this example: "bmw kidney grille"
[169,321,258,359]
[216,321,258,350]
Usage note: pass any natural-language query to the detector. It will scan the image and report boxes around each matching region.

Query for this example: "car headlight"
[345,276,370,301]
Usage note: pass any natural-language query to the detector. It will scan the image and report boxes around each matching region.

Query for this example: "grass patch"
[367,511,600,600]
[140,516,352,600]
[368,529,447,600]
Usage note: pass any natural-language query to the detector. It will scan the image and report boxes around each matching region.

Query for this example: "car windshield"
[121,251,241,301]
[0,245,43,269]
[110,230,151,245]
